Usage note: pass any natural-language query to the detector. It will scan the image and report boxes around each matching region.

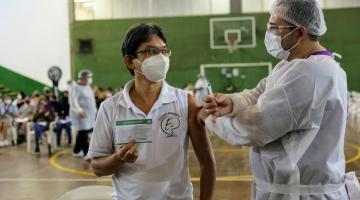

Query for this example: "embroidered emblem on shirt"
[160,112,180,137]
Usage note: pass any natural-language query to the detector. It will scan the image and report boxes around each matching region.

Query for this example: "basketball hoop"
[227,37,238,53]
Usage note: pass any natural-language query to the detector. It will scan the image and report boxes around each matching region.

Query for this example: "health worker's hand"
[78,111,86,118]
[203,93,233,117]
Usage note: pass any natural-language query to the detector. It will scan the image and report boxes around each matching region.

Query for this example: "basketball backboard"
[209,16,256,50]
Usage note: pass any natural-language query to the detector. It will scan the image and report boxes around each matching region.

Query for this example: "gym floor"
[0,126,359,200]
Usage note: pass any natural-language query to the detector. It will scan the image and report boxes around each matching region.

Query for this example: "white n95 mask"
[264,27,299,60]
[87,78,93,85]
[5,99,12,104]
[136,54,170,82]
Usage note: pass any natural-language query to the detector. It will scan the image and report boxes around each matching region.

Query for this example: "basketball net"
[227,37,238,54]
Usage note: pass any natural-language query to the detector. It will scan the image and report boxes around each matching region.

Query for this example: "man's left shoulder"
[307,56,340,73]
[165,83,188,97]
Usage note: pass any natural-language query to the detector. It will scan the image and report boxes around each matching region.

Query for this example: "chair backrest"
[57,185,113,200]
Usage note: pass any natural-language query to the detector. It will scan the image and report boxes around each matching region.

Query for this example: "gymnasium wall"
[0,66,45,96]
[53,7,356,93]
[0,0,71,93]
[73,7,360,92]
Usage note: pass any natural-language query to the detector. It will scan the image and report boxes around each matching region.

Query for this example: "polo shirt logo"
[160,112,180,137]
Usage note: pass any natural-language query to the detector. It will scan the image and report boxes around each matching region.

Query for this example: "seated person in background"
[32,96,55,153]
[106,87,114,98]
[0,95,18,147]
[88,23,215,200]
[47,92,58,112]
[30,91,41,111]
[13,91,26,109]
[94,87,108,109]
[15,96,34,144]
[225,82,236,93]
[55,90,72,146]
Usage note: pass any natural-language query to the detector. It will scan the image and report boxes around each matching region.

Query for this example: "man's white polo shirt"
[88,80,193,200]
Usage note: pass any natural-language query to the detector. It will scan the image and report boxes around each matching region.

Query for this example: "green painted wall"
[1,8,358,95]
[73,8,360,92]
[0,66,46,95]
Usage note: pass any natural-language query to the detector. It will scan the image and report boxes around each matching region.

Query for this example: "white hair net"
[270,0,327,36]
[78,69,93,79]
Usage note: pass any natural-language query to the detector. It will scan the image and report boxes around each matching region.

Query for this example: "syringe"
[207,83,213,96]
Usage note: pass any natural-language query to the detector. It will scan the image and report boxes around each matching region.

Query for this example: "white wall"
[0,0,71,90]
[77,0,360,20]
[94,0,112,19]
[78,0,230,20]
[242,0,360,13]
[324,0,360,8]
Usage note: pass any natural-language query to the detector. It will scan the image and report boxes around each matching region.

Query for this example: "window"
[79,39,93,54]
[74,0,230,20]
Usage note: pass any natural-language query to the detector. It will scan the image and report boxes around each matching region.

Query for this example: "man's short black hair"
[309,34,319,41]
[121,23,167,75]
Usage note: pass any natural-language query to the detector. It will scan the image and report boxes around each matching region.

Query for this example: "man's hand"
[203,93,233,117]
[116,140,138,163]
[79,111,86,118]
[90,139,139,177]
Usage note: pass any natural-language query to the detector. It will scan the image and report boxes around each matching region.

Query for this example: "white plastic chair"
[57,186,113,200]
[26,121,58,156]
[348,91,360,131]
[10,126,17,145]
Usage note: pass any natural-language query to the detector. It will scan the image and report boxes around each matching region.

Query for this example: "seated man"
[88,23,215,200]
[54,90,72,146]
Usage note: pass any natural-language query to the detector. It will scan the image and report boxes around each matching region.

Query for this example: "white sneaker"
[4,140,10,146]
[0,141,4,147]
[72,151,84,158]
[83,155,92,161]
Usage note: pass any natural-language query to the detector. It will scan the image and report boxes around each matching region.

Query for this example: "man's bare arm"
[188,94,216,200]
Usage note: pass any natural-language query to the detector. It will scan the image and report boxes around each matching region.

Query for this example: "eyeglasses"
[266,23,297,31]
[136,48,172,57]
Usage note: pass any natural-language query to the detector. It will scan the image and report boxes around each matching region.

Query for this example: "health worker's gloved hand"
[203,93,233,118]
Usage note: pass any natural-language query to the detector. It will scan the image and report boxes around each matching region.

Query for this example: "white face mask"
[5,99,12,104]
[87,78,93,85]
[135,54,170,82]
[264,27,300,60]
